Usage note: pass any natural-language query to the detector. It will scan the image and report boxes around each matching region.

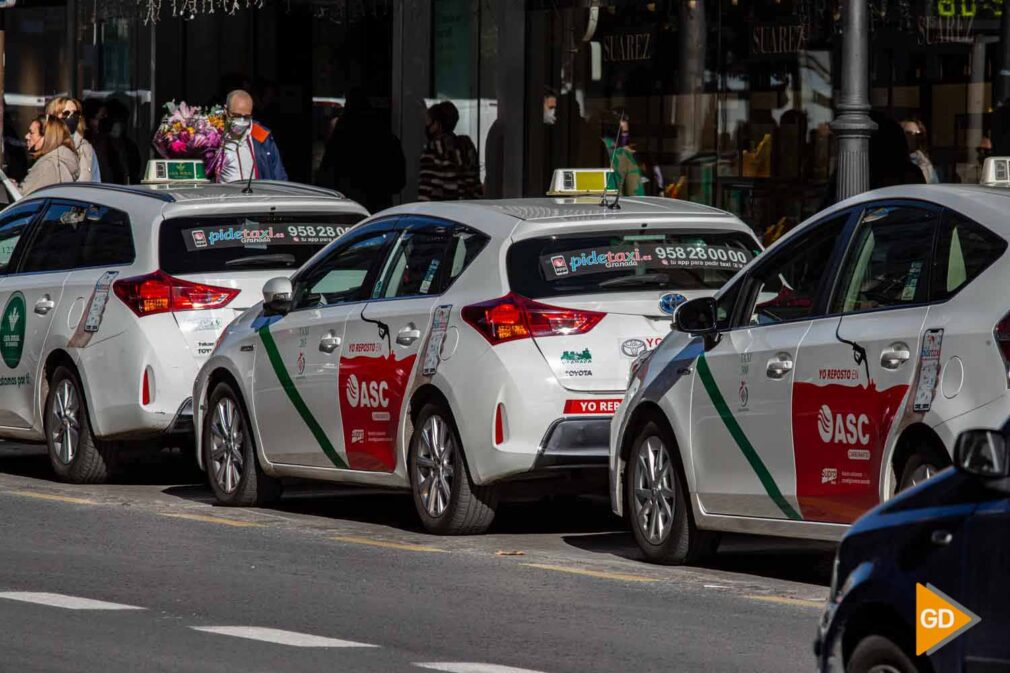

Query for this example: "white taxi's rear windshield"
[507,230,759,298]
[159,213,365,274]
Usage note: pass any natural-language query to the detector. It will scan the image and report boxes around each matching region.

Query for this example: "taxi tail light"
[461,293,604,345]
[113,271,239,317]
[995,313,1010,386]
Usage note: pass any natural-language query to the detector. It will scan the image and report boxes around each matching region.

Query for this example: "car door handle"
[396,326,421,346]
[931,529,953,547]
[318,332,341,354]
[34,297,55,315]
[766,353,794,380]
[880,343,911,370]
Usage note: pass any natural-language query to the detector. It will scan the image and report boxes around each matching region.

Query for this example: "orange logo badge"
[916,583,980,656]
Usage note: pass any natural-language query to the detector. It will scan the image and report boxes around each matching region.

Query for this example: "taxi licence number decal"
[913,329,943,413]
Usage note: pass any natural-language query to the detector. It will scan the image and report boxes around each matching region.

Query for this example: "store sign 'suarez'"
[602,32,654,63]
[918,15,974,45]
[751,24,807,55]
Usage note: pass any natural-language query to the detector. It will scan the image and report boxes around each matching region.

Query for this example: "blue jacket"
[250,123,288,181]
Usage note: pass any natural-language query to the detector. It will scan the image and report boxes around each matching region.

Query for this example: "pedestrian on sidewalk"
[212,89,288,182]
[46,96,100,182]
[20,116,80,195]
[417,101,481,201]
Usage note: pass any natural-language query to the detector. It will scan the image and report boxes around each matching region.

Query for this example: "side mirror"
[262,276,293,316]
[674,297,719,336]
[954,429,1010,479]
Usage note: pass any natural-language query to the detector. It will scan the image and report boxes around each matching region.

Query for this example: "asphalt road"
[0,443,835,673]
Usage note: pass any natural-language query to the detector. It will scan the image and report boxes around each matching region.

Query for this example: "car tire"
[846,635,918,673]
[409,402,497,535]
[898,454,942,492]
[45,366,112,484]
[202,382,282,507]
[625,419,717,565]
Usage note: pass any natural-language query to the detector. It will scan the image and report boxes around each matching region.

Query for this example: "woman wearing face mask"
[20,115,80,195]
[45,96,100,182]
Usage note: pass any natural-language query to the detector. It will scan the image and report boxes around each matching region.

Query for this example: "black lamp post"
[830,0,876,200]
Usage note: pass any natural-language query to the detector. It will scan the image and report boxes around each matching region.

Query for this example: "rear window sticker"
[68,271,119,349]
[900,261,924,302]
[913,329,943,412]
[539,243,750,280]
[422,305,452,376]
[419,259,441,295]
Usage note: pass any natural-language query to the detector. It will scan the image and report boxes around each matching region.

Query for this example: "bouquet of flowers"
[152,101,226,163]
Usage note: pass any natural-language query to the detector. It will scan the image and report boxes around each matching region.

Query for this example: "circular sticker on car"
[1,292,26,369]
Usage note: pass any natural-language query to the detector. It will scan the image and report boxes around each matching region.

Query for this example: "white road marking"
[191,626,377,648]
[415,664,549,673]
[0,592,144,610]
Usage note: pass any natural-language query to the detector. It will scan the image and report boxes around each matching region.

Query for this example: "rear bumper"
[533,418,611,470]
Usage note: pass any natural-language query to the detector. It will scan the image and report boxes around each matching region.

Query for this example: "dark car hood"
[846,468,982,538]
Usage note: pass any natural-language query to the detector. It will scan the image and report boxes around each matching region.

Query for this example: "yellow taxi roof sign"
[547,169,618,196]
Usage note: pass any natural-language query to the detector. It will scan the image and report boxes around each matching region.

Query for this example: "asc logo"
[345,374,389,408]
[817,405,870,446]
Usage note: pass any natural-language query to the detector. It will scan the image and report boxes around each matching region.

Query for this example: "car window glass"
[292,231,395,310]
[79,205,134,267]
[743,213,850,326]
[0,201,42,274]
[448,228,488,283]
[21,202,88,273]
[931,209,1006,301]
[375,229,454,299]
[832,206,936,314]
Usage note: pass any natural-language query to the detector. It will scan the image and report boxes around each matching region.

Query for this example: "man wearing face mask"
[45,96,100,182]
[215,89,288,183]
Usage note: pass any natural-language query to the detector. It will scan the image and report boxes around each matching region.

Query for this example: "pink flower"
[170,140,187,155]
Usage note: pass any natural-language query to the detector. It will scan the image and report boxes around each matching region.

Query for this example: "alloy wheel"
[49,379,80,465]
[633,436,676,545]
[209,397,245,494]
[866,666,903,673]
[905,462,938,489]
[415,414,455,518]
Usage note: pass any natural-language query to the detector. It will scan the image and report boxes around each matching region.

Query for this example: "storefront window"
[525,0,837,239]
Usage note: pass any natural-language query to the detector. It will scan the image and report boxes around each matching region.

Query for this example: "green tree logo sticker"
[1,292,26,369]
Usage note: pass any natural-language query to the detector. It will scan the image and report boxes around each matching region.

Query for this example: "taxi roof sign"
[143,159,209,185]
[981,157,1010,186]
[547,168,618,196]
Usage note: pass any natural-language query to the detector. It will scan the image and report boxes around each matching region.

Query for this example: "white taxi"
[0,181,366,482]
[611,184,1010,563]
[194,197,761,534]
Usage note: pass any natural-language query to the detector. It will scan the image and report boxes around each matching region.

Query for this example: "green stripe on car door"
[257,324,348,469]
[696,354,802,521]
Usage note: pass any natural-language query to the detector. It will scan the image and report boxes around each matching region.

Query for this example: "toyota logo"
[659,292,687,315]
[621,338,647,357]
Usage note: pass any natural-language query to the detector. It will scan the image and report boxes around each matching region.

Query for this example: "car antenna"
[600,110,625,209]
[242,162,255,194]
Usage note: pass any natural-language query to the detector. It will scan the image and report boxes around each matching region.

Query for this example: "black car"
[815,423,1010,673]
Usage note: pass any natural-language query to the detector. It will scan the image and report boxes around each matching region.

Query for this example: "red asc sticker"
[563,399,623,415]
[792,381,909,523]
[338,353,417,472]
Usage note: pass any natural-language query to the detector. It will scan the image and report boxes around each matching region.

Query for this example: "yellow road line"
[331,535,447,553]
[160,513,265,528]
[523,563,658,583]
[745,594,824,609]
[7,490,96,505]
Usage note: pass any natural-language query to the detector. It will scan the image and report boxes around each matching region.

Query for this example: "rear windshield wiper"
[224,253,297,268]
[598,273,671,289]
